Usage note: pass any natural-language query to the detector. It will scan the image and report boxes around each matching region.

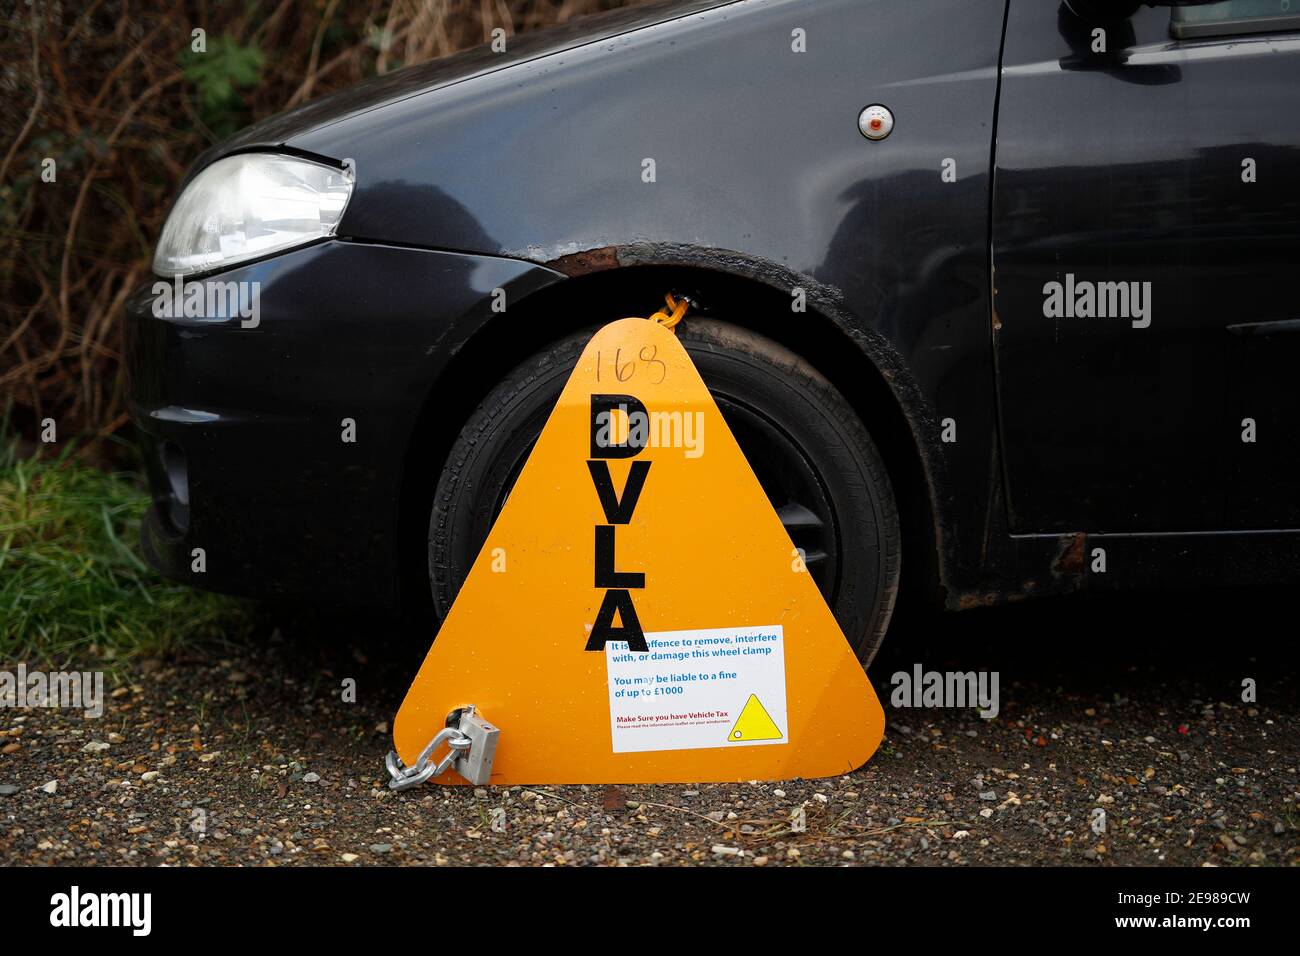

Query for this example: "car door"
[992,0,1300,533]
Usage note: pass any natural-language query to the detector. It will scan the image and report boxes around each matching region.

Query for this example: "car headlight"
[152,153,353,276]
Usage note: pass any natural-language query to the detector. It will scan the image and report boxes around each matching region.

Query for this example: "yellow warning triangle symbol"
[727,694,783,743]
[392,317,884,784]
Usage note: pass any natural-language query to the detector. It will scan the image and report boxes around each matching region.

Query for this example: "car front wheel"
[428,318,901,664]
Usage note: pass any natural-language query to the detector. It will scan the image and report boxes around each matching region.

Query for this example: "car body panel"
[125,242,563,604]
[184,0,737,183]
[994,3,1300,534]
[286,0,1010,602]
[133,0,1015,609]
[127,0,1300,615]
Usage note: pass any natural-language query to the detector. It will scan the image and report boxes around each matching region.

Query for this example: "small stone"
[841,850,856,860]
[341,853,359,863]
[0,784,18,796]
[40,780,57,794]
[81,741,110,753]
[711,845,741,857]
[773,789,786,798]
[370,843,392,854]
[303,772,320,783]
[141,771,160,782]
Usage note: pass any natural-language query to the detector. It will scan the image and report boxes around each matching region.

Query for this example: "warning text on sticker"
[605,626,788,754]
[616,711,720,724]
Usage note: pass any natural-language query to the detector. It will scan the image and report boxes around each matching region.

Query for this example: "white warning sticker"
[605,625,788,753]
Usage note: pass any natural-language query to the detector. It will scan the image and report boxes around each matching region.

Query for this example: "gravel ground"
[2,588,1297,867]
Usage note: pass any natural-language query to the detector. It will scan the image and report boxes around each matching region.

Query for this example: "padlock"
[451,705,499,785]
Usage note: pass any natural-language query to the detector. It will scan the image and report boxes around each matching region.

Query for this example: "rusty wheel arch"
[396,245,951,617]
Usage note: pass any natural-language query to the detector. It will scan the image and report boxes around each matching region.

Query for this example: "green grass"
[0,440,250,665]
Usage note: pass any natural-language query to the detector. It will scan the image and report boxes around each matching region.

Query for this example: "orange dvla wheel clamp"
[387,296,884,786]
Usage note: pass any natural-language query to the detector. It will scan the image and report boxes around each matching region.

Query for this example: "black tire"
[429,319,901,664]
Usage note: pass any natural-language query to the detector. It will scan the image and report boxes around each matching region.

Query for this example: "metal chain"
[385,726,471,791]
[622,292,688,331]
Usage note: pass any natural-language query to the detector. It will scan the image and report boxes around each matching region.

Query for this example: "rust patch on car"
[1052,532,1087,577]
[546,246,621,276]
[991,266,1001,331]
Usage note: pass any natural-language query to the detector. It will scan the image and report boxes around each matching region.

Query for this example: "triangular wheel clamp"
[393,318,884,784]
